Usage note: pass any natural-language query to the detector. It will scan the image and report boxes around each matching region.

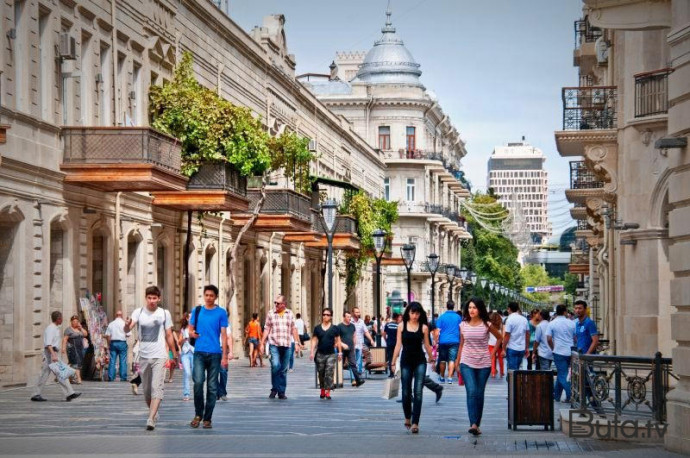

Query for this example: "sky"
[229,0,583,235]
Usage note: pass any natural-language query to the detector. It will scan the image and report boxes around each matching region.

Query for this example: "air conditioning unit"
[308,139,317,152]
[59,33,77,60]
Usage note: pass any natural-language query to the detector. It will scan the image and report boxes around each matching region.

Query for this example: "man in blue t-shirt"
[189,284,228,429]
[435,301,462,384]
[574,300,599,354]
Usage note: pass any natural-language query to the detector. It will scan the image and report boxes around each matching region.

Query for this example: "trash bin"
[507,369,555,431]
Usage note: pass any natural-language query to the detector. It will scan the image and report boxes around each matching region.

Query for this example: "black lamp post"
[427,253,440,321]
[373,229,386,347]
[445,264,457,303]
[401,244,416,304]
[321,199,338,311]
[470,271,478,296]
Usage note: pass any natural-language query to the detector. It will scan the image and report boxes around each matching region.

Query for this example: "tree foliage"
[267,131,315,195]
[520,264,553,303]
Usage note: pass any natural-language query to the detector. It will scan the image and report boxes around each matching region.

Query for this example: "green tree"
[520,264,552,305]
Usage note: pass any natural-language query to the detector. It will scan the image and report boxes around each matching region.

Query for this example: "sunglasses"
[322,313,332,317]
[274,301,284,305]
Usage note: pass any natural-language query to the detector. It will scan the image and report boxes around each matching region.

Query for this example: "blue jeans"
[538,357,553,371]
[355,348,363,373]
[108,341,128,381]
[506,348,524,373]
[269,345,291,394]
[460,364,491,427]
[217,367,228,398]
[192,351,221,421]
[400,362,426,425]
[289,342,295,370]
[181,352,193,397]
[553,353,571,402]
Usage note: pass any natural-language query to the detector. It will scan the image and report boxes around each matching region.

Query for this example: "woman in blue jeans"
[456,298,503,436]
[391,302,435,434]
[178,316,194,401]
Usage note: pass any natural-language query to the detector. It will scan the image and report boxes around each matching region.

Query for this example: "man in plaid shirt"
[260,295,302,399]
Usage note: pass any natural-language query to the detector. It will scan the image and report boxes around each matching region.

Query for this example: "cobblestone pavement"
[0,355,682,457]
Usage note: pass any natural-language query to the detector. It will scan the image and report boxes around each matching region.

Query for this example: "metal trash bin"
[507,369,555,431]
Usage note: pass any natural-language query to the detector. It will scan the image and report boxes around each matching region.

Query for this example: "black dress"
[65,327,85,369]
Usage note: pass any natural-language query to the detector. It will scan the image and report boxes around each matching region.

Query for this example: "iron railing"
[574,17,603,49]
[570,161,604,189]
[398,201,427,213]
[62,127,182,172]
[562,86,617,130]
[635,68,672,118]
[314,214,358,235]
[427,204,444,216]
[187,163,247,196]
[246,188,311,221]
[571,352,677,422]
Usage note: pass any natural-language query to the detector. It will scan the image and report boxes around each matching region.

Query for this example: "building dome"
[352,9,423,87]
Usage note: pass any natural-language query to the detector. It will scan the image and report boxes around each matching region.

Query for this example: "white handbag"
[382,376,400,400]
[49,361,76,381]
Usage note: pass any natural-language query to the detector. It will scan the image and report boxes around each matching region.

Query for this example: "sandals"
[468,427,481,436]
[190,416,202,428]
[202,420,212,429]
[404,420,412,430]
[410,425,419,434]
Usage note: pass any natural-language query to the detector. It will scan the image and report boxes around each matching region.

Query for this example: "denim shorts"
[248,338,259,346]
[437,343,459,362]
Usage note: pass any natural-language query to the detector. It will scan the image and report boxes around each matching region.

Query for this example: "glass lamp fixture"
[321,199,338,233]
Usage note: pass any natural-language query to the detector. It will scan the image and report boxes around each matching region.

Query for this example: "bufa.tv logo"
[568,410,668,439]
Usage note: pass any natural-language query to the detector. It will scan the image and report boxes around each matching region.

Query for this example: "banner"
[525,285,564,293]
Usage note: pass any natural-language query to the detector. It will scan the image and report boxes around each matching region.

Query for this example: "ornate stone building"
[555,1,689,452]
[0,1,385,385]
[299,8,471,316]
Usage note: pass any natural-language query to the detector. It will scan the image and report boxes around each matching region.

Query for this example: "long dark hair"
[463,297,491,323]
[403,301,428,326]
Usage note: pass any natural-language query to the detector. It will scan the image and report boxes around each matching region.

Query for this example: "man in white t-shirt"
[294,313,306,357]
[501,302,530,374]
[31,311,81,402]
[124,285,177,431]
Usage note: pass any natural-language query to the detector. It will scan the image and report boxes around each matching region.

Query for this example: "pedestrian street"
[0,356,681,457]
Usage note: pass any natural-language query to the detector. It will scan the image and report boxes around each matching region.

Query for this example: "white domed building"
[300,7,472,316]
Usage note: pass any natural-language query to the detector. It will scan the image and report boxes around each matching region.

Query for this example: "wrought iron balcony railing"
[314,214,358,235]
[62,127,182,172]
[570,161,604,190]
[246,188,311,221]
[187,163,247,196]
[571,352,677,422]
[574,17,603,49]
[635,68,672,118]
[562,86,617,130]
[427,204,444,216]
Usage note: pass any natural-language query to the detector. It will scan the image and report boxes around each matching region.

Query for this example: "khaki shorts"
[140,358,166,401]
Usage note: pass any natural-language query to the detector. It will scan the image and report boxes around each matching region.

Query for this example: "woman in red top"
[455,297,503,436]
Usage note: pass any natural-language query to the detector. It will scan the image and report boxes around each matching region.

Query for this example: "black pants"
[385,346,395,375]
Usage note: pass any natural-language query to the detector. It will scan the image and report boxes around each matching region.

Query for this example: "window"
[406,126,416,152]
[14,0,27,111]
[39,8,52,120]
[384,177,390,201]
[378,126,390,150]
[132,62,142,125]
[406,178,415,201]
[99,42,112,125]
[80,32,93,124]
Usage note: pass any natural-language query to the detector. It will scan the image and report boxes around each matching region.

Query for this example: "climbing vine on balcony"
[339,192,398,304]
[268,131,316,195]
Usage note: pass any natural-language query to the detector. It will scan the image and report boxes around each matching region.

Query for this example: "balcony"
[635,68,671,118]
[231,188,312,232]
[574,17,603,49]
[152,163,249,211]
[562,86,617,131]
[304,214,360,251]
[60,127,188,192]
[565,161,605,204]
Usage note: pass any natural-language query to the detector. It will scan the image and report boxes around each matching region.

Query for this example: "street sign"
[525,285,564,293]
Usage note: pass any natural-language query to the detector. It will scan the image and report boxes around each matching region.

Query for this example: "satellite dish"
[595,36,608,64]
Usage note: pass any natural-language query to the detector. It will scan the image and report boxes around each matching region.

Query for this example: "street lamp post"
[470,271,478,296]
[321,199,338,311]
[401,244,416,305]
[445,264,457,303]
[427,253,440,321]
[373,229,387,347]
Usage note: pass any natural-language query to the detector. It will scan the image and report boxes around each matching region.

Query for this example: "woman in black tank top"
[391,302,435,434]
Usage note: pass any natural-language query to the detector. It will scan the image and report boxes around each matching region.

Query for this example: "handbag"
[49,360,76,381]
[382,375,400,400]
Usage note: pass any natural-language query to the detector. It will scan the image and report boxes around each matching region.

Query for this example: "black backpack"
[189,305,202,346]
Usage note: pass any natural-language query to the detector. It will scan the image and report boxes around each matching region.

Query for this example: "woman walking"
[456,298,503,436]
[62,315,88,384]
[244,313,263,367]
[527,309,541,370]
[310,307,342,400]
[391,302,435,434]
[488,312,504,378]
[178,316,194,401]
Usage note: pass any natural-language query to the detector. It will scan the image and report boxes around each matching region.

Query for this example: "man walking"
[31,311,81,402]
[124,286,177,430]
[533,310,553,370]
[436,301,462,383]
[310,307,342,400]
[574,300,599,355]
[502,302,530,374]
[216,311,233,402]
[351,307,374,375]
[105,310,130,382]
[188,285,228,428]
[338,310,365,387]
[383,313,401,376]
[547,304,576,402]
[259,294,302,399]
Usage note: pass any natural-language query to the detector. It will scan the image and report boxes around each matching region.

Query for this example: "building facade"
[0,0,386,386]
[299,8,472,315]
[487,140,551,245]
[554,1,690,452]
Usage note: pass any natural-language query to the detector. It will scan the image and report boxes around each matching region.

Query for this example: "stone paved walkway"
[0,355,681,457]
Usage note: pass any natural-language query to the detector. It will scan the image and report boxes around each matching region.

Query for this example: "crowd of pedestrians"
[30,281,599,436]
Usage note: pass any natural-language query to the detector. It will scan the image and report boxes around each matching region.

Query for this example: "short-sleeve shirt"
[576,317,598,353]
[246,320,261,339]
[504,313,529,351]
[384,322,399,347]
[547,316,576,356]
[105,317,129,341]
[436,311,462,345]
[132,307,173,359]
[264,308,296,348]
[338,322,356,349]
[295,318,306,335]
[44,323,62,351]
[535,320,553,360]
[313,324,340,355]
[352,318,368,349]
[459,321,491,369]
[190,305,228,354]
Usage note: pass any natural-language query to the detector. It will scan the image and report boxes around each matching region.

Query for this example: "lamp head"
[373,229,387,255]
[401,244,416,268]
[480,278,487,289]
[445,264,457,279]
[321,199,338,233]
[427,253,439,274]
[470,272,478,284]
[459,268,468,281]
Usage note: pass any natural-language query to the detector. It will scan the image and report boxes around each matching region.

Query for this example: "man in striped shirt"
[259,295,302,400]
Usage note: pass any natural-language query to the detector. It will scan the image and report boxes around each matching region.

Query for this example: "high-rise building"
[487,139,551,244]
